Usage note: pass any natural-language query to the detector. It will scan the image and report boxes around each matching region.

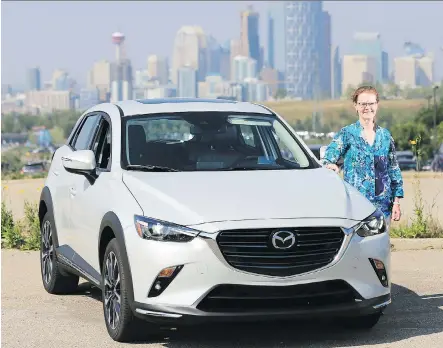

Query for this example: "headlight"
[134,215,201,242]
[356,209,387,237]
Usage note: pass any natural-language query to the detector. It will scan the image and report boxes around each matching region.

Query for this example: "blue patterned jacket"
[322,120,404,218]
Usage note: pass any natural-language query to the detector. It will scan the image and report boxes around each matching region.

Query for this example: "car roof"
[112,98,273,116]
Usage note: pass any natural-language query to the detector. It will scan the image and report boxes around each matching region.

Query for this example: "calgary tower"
[110,31,133,102]
[112,32,125,62]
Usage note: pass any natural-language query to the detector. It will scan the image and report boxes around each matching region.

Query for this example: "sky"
[1,1,443,88]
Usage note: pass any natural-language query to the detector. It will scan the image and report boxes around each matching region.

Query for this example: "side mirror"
[62,150,96,175]
[320,146,327,160]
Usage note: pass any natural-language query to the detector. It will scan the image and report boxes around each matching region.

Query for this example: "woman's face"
[354,92,378,123]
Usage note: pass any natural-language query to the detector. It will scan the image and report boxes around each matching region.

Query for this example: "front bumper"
[124,218,391,322]
[132,293,391,325]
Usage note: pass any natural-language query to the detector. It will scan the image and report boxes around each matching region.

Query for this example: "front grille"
[197,280,358,312]
[216,227,345,276]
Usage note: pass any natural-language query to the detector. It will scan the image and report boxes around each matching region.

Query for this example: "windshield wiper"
[125,165,179,172]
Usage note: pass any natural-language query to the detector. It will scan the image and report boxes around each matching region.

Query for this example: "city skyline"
[2,1,443,87]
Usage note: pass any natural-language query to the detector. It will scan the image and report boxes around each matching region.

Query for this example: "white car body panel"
[122,168,376,227]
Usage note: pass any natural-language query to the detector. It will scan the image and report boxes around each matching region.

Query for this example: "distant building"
[111,59,133,102]
[87,60,111,102]
[147,55,169,84]
[260,67,280,96]
[244,78,269,102]
[267,1,285,75]
[331,46,342,99]
[351,32,385,83]
[172,26,206,84]
[342,55,377,91]
[232,56,256,83]
[382,51,389,82]
[240,5,261,72]
[25,90,74,113]
[198,74,230,99]
[284,1,326,99]
[177,66,198,98]
[319,10,332,98]
[27,67,41,91]
[78,88,100,111]
[394,55,434,88]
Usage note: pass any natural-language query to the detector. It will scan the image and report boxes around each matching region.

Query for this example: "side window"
[239,125,256,147]
[271,129,296,162]
[91,118,112,170]
[72,115,100,150]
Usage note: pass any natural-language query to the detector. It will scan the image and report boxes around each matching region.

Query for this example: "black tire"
[101,238,153,342]
[342,312,383,330]
[40,211,79,294]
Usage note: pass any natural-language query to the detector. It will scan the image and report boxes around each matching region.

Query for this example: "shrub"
[390,135,443,238]
[1,199,41,250]
[1,201,25,248]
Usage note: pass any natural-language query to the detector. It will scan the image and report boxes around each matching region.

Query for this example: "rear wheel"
[40,212,79,294]
[102,238,154,342]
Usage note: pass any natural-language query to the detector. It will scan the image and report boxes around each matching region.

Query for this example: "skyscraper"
[206,35,222,76]
[331,46,342,99]
[177,66,198,98]
[351,32,384,83]
[267,2,286,76]
[147,55,169,84]
[27,67,41,91]
[172,26,207,84]
[111,59,133,102]
[285,1,324,99]
[232,56,257,83]
[240,5,261,73]
[319,10,332,99]
[87,60,111,102]
[382,51,389,82]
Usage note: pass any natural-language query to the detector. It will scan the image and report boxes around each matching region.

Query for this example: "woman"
[322,86,404,223]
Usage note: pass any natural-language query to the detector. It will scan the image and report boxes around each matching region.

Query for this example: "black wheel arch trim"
[39,186,60,248]
[99,211,136,309]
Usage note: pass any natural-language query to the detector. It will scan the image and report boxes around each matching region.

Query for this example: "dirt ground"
[2,172,443,225]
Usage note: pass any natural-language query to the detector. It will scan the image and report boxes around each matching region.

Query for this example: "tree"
[385,83,400,98]
[414,97,443,129]
[391,121,433,161]
[274,89,287,99]
[437,122,443,146]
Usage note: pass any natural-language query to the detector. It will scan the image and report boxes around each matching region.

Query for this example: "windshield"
[121,112,318,172]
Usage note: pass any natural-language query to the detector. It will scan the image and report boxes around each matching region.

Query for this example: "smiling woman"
[121,111,318,172]
[322,86,405,222]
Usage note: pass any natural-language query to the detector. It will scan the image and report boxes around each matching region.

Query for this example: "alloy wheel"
[41,220,54,284]
[104,251,121,330]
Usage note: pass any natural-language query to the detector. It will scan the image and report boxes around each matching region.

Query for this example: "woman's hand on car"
[325,163,340,173]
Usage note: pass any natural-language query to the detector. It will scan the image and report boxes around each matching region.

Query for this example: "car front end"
[122,188,391,325]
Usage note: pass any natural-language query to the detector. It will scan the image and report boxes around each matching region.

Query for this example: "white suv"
[39,98,391,342]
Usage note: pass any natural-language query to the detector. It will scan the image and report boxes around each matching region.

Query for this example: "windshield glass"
[122,112,318,171]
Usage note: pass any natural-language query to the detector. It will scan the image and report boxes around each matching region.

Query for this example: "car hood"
[122,168,375,226]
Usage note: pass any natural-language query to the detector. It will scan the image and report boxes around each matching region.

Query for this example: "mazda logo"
[271,231,296,250]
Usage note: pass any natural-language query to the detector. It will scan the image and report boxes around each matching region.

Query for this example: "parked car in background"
[21,161,47,175]
[396,150,417,171]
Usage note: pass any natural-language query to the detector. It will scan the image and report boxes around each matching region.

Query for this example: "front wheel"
[101,238,154,342]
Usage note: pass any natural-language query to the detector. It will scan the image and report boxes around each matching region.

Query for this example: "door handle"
[53,170,59,176]
[69,187,76,196]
